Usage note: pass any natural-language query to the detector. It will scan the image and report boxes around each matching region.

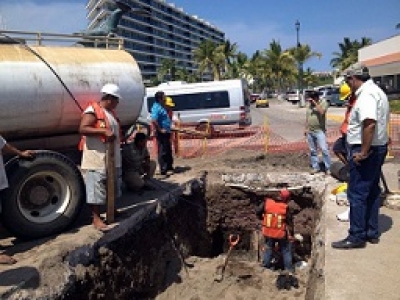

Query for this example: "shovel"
[214,234,240,282]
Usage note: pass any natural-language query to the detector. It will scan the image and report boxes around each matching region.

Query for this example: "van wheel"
[2,151,85,240]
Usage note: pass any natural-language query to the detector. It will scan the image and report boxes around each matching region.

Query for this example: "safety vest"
[262,198,287,239]
[78,101,121,150]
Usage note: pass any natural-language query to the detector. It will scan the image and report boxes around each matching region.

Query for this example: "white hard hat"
[101,83,121,99]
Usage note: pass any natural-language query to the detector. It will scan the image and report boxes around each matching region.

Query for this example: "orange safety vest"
[262,198,288,239]
[78,101,121,150]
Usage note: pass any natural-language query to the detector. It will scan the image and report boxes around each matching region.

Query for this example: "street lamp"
[295,20,304,107]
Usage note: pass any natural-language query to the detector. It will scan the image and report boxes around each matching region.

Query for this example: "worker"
[0,135,34,264]
[151,91,174,177]
[256,189,295,278]
[165,96,179,157]
[333,83,357,222]
[332,64,389,249]
[79,83,122,232]
[122,132,156,192]
[332,83,356,165]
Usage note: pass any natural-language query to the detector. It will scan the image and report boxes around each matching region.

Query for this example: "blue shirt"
[151,102,171,132]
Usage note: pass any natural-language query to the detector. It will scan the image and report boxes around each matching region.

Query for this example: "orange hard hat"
[280,189,291,199]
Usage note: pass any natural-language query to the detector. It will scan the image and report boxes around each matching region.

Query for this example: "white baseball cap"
[101,83,121,99]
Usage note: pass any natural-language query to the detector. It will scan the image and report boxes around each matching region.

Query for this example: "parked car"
[318,87,344,106]
[250,93,260,103]
[287,89,300,104]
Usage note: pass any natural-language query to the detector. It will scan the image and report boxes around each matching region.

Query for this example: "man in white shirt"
[0,136,34,264]
[332,63,389,249]
[79,84,122,231]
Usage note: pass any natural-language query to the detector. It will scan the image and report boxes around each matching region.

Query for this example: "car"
[286,89,300,104]
[250,93,260,103]
[255,97,269,108]
[318,87,344,106]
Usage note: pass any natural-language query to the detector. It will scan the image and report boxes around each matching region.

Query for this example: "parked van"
[142,79,252,127]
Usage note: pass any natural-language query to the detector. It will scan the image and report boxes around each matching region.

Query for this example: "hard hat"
[280,189,291,199]
[339,83,351,101]
[101,83,121,99]
[165,96,175,107]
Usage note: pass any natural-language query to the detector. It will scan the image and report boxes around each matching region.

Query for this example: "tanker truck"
[0,30,145,239]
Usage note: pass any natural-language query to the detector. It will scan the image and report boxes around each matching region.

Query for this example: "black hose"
[0,32,84,112]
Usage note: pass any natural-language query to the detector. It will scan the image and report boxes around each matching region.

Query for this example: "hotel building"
[86,0,225,83]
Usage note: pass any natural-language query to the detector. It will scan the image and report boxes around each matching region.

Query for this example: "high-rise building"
[86,0,225,83]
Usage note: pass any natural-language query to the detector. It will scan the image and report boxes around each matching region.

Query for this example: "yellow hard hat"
[165,96,175,107]
[340,83,351,101]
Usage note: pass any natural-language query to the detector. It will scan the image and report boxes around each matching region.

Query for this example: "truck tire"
[2,151,85,240]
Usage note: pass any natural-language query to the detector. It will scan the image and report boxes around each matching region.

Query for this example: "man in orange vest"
[256,189,294,274]
[79,83,122,231]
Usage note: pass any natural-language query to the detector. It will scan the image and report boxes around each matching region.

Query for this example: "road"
[250,98,345,143]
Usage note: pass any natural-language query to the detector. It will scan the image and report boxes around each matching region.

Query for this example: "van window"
[147,90,230,112]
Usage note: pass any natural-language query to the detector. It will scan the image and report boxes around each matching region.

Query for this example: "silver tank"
[0,44,144,147]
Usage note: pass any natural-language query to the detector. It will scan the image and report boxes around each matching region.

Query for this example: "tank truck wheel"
[2,151,85,240]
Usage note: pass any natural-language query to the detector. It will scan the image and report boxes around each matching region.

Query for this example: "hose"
[0,32,84,112]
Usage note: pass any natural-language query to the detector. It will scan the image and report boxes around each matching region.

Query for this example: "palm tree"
[288,44,322,68]
[330,37,372,70]
[217,39,238,78]
[262,40,296,92]
[396,23,400,29]
[193,40,224,80]
[158,58,177,82]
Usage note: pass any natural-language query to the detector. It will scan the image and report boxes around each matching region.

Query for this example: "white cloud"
[0,1,87,34]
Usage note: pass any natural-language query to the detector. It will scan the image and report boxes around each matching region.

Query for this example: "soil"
[153,150,320,299]
[0,149,322,299]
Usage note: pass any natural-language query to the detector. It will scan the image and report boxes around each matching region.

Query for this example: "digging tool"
[214,234,240,282]
[106,142,115,223]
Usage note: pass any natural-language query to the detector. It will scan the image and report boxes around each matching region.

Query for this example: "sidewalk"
[324,161,400,299]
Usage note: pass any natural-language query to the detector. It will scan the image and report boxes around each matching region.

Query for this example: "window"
[147,90,230,112]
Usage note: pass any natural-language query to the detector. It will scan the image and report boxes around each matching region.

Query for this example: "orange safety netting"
[146,115,400,159]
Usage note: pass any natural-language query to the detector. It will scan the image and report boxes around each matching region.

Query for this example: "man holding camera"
[304,90,331,175]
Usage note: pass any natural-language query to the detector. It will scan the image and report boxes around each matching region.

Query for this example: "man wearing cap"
[79,83,122,231]
[332,64,389,249]
[151,91,174,177]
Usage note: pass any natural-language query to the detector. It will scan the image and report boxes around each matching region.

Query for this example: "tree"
[262,40,296,92]
[330,37,372,70]
[288,44,322,69]
[193,40,224,80]
[217,39,238,78]
[396,23,400,29]
[158,58,177,82]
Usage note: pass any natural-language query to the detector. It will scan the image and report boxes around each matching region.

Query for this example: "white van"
[142,79,252,127]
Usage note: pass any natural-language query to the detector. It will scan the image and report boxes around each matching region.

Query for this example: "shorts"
[85,168,121,205]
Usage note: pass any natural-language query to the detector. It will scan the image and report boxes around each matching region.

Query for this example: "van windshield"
[147,90,230,112]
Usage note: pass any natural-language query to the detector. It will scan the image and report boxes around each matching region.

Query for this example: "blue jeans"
[306,130,331,171]
[262,238,293,272]
[347,144,387,243]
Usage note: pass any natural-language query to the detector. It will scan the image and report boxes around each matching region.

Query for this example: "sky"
[0,0,399,71]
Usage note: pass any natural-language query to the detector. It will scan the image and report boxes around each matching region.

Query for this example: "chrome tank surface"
[0,44,144,140]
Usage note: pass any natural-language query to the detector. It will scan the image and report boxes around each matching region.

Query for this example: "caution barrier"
[145,114,400,160]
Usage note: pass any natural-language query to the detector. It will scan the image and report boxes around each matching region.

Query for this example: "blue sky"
[0,0,399,71]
